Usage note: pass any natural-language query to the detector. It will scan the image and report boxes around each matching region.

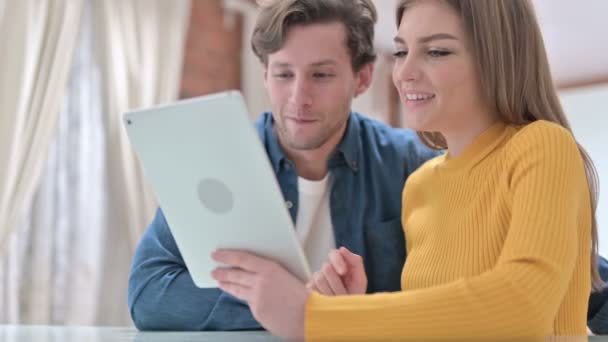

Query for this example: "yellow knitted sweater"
[305,120,592,341]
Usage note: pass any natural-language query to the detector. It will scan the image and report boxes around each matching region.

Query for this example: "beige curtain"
[92,0,190,324]
[0,0,190,325]
[0,0,84,253]
[94,0,191,248]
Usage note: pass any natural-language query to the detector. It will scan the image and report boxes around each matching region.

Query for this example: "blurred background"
[0,0,606,327]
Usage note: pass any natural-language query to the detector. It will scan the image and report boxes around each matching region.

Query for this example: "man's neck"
[288,149,330,181]
[281,124,347,181]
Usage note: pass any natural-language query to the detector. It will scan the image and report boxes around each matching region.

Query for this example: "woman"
[211,0,602,340]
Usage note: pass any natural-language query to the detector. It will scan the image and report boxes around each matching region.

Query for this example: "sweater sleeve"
[305,123,591,341]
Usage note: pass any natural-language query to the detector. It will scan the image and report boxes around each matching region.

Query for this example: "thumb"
[339,247,363,269]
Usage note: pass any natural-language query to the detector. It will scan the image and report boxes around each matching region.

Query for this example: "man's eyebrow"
[269,60,338,69]
[269,62,291,68]
[310,60,337,67]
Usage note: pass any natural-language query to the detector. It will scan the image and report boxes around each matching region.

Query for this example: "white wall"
[560,85,608,257]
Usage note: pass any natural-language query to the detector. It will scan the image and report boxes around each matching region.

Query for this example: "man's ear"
[263,67,268,91]
[354,63,374,97]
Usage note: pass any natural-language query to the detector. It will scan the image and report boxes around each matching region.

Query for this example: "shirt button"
[285,201,293,209]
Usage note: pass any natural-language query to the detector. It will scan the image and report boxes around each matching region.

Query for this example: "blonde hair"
[396,0,603,290]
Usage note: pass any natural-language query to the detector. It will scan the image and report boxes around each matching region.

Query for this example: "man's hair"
[251,0,377,71]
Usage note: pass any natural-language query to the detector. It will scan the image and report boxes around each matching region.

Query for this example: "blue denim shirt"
[588,256,608,334]
[128,112,439,331]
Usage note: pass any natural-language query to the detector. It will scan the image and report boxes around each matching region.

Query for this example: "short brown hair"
[251,0,377,71]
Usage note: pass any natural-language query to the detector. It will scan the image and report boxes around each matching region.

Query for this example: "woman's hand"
[307,247,367,295]
[211,250,309,341]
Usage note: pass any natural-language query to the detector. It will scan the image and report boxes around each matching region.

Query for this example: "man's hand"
[307,247,367,295]
[211,250,309,341]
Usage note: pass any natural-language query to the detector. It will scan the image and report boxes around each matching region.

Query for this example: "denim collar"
[262,112,361,173]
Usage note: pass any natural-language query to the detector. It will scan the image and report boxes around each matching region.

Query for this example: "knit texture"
[305,120,592,341]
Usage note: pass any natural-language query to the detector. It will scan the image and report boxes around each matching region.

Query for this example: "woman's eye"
[428,50,451,58]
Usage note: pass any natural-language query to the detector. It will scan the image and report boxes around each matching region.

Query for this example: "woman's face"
[392,0,490,134]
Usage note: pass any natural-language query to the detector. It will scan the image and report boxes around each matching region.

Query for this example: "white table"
[3,325,608,341]
[0,325,285,342]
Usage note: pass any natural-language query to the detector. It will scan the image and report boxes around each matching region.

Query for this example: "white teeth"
[405,93,434,101]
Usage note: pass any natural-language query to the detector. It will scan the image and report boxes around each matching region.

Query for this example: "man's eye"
[274,73,293,79]
[313,73,332,78]
[392,50,408,58]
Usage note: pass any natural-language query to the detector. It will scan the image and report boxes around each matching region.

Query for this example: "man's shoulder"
[599,255,608,281]
[353,113,416,145]
[352,112,438,160]
[253,112,272,136]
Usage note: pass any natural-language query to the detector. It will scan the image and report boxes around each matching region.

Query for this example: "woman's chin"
[403,112,435,132]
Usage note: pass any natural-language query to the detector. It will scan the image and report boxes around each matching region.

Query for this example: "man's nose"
[289,77,313,108]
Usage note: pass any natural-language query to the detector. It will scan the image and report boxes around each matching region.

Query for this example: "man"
[588,256,608,335]
[128,0,437,330]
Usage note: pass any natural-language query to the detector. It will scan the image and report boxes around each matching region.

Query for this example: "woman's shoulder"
[505,120,579,158]
[502,120,587,190]
[404,153,445,186]
[510,120,576,146]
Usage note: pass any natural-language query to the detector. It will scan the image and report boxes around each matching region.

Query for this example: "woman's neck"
[443,116,500,158]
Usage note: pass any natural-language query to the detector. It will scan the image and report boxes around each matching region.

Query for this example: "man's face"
[264,22,371,151]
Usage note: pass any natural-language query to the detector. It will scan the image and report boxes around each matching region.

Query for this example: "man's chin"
[284,137,326,151]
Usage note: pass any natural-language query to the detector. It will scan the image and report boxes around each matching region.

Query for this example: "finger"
[211,267,255,288]
[217,281,252,302]
[329,249,347,275]
[313,271,334,295]
[306,279,322,293]
[212,250,270,272]
[307,282,320,293]
[321,263,347,295]
[339,247,363,268]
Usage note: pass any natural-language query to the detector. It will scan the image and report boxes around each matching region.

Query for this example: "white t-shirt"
[295,174,336,273]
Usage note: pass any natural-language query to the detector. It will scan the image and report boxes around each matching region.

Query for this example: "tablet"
[123,90,311,288]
